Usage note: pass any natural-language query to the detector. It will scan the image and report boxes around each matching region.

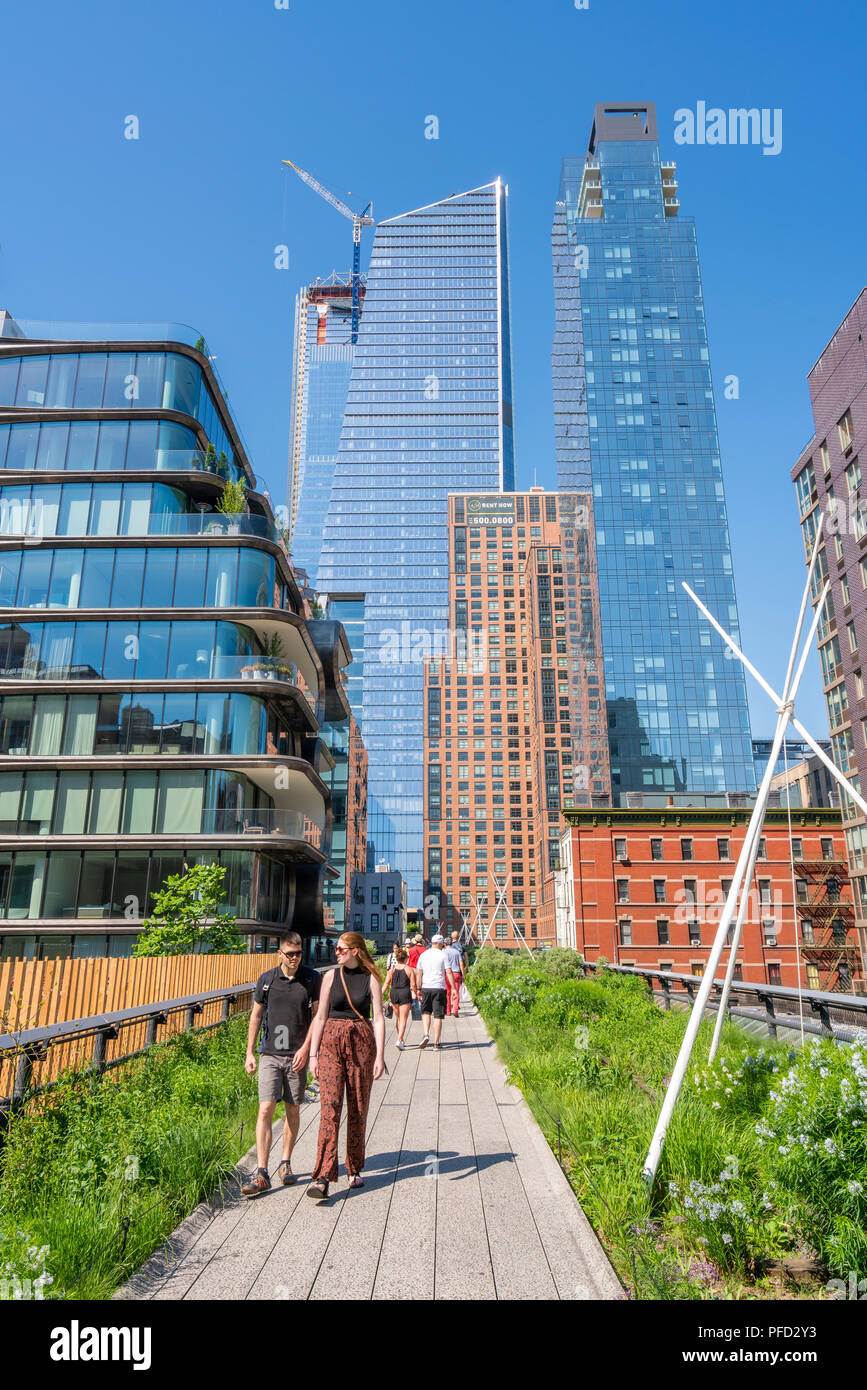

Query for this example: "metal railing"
[0,981,260,1116]
[200,806,324,849]
[583,961,867,1043]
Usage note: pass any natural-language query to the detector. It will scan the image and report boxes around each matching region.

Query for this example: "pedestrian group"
[243,928,468,1203]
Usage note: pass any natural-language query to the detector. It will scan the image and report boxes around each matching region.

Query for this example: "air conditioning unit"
[616,852,629,863]
[625,792,644,809]
[726,792,748,808]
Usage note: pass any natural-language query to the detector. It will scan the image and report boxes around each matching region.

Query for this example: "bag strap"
[339,965,370,1025]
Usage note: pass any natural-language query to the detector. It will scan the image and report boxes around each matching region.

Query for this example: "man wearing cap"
[415,934,454,1050]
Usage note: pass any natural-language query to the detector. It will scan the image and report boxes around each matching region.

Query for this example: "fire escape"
[794,856,862,992]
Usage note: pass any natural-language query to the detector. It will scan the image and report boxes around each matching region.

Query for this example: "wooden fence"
[0,953,280,1100]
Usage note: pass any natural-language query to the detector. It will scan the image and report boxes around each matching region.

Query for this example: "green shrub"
[466,948,512,988]
[533,946,586,979]
[756,1038,867,1275]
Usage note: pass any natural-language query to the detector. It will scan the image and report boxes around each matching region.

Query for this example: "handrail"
[583,961,867,1042]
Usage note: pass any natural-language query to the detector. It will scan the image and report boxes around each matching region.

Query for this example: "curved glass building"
[0,314,349,960]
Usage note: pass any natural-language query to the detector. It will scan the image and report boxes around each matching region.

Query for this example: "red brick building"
[555,807,865,992]
[423,489,610,946]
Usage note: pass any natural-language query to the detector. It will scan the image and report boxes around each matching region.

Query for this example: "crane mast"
[283,159,373,344]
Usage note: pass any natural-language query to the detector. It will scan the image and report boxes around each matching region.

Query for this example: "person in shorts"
[415,934,454,1050]
[242,931,321,1195]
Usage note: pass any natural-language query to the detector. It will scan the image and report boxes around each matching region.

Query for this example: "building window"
[767,963,782,985]
[654,879,666,904]
[619,918,632,946]
[656,919,669,945]
[688,919,701,946]
[683,879,697,905]
[370,912,379,930]
[614,837,627,860]
[386,913,395,933]
[791,837,803,860]
[690,962,704,977]
[717,838,730,861]
[763,919,778,946]
[821,837,835,861]
[387,885,395,904]
[757,837,767,860]
[837,408,854,451]
[650,838,663,861]
[680,838,693,861]
[371,886,379,904]
[616,879,630,904]
[806,964,820,990]
[801,918,814,944]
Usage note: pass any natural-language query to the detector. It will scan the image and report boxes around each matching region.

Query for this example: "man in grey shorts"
[242,931,321,1195]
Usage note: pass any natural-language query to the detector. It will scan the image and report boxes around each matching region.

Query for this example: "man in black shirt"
[242,931,321,1195]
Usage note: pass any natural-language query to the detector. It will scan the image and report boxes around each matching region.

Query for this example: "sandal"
[348,1174,364,1189]
[305,1179,329,1202]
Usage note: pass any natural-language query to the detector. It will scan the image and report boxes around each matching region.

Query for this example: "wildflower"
[721,1234,733,1245]
[847,1180,863,1197]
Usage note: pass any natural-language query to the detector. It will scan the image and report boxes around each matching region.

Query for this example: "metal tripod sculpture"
[643,515,867,1186]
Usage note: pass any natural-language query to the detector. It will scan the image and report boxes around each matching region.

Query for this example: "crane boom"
[282,158,374,344]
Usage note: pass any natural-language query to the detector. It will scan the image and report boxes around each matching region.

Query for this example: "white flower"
[721,1233,733,1245]
[847,1180,863,1196]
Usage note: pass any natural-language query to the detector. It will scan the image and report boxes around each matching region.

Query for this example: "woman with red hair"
[306,932,386,1201]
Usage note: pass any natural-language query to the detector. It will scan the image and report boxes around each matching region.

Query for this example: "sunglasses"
[335,945,352,955]
[281,949,302,959]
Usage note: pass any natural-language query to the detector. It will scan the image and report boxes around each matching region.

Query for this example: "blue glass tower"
[553,103,754,801]
[288,275,361,584]
[318,181,515,901]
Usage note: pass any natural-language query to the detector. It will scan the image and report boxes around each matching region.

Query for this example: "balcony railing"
[201,806,324,851]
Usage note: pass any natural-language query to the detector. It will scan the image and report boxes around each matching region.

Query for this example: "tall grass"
[469,950,867,1299]
[0,1016,260,1300]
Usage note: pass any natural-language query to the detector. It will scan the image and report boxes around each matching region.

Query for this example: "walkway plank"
[115,1000,620,1302]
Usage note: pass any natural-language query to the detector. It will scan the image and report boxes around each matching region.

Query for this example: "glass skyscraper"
[288,274,361,584]
[553,102,755,801]
[0,314,348,960]
[318,180,515,901]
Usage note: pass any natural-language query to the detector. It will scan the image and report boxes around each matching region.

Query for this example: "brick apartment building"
[423,489,610,946]
[791,288,867,978]
[555,805,864,992]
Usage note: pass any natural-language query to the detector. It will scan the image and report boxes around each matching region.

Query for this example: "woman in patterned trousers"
[306,933,385,1201]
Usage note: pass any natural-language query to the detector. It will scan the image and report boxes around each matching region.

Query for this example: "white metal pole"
[707,537,827,1062]
[642,709,792,1185]
[643,581,828,1186]
[683,585,867,822]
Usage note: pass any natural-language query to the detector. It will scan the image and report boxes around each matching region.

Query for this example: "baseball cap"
[432,933,444,944]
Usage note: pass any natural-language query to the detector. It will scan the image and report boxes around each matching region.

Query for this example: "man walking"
[414,934,454,1050]
[444,932,466,1017]
[242,932,321,1195]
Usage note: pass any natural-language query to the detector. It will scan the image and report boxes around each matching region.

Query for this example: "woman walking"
[306,933,386,1201]
[383,944,413,1050]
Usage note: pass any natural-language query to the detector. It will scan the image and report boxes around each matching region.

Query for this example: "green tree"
[132,864,245,957]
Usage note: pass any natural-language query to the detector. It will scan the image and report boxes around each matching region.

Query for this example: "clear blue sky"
[2,0,864,739]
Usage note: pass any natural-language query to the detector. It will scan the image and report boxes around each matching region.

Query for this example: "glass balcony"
[153,449,271,499]
[3,320,210,349]
[201,806,324,851]
[146,512,283,545]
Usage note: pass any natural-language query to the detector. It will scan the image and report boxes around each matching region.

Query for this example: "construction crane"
[282,158,374,345]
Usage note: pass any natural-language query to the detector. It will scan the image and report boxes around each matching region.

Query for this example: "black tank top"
[329,964,372,1020]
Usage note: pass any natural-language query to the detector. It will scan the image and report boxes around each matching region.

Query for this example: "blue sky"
[1,0,864,738]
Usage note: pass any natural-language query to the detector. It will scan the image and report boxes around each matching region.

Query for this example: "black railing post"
[659,976,671,1011]
[92,1025,119,1075]
[12,1041,44,1109]
[684,980,695,1003]
[810,998,833,1038]
[145,1011,167,1047]
[221,993,236,1022]
[185,1003,203,1032]
[757,991,778,1040]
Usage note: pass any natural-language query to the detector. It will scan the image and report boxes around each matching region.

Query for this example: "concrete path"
[115,1000,621,1301]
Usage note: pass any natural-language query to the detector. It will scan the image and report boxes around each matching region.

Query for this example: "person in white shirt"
[443,937,465,1017]
[413,935,454,1049]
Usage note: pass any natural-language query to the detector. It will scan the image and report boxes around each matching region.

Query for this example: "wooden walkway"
[116,1001,621,1301]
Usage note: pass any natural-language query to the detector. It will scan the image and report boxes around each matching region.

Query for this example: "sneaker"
[396,1039,405,1050]
[278,1161,297,1186]
[241,1171,271,1197]
[418,1035,429,1049]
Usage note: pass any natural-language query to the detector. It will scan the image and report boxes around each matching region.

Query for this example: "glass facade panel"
[553,109,754,799]
[317,181,514,900]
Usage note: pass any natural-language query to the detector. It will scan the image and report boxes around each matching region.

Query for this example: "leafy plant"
[215,477,247,516]
[132,864,244,957]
